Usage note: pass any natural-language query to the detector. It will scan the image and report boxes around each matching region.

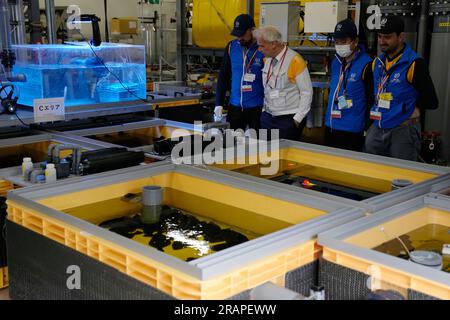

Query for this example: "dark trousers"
[260,111,306,141]
[325,127,365,152]
[365,122,422,161]
[226,105,262,131]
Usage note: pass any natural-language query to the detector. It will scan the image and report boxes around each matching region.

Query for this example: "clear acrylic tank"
[11,43,146,107]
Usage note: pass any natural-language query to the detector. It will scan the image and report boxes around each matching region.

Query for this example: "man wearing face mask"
[366,16,438,161]
[214,14,265,131]
[324,19,374,152]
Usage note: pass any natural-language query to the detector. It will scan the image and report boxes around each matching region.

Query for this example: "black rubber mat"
[407,289,440,300]
[7,220,326,300]
[8,221,311,300]
[285,260,318,297]
[319,258,441,300]
[7,221,175,300]
[318,258,371,300]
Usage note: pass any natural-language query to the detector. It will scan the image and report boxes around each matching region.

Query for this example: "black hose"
[417,0,429,59]
[104,0,110,42]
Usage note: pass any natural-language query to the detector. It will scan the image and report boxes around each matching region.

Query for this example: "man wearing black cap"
[325,19,374,152]
[214,14,265,132]
[365,15,438,161]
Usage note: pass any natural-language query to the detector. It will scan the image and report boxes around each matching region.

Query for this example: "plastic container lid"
[46,163,55,169]
[36,175,46,183]
[23,157,32,162]
[409,251,443,268]
[391,179,413,189]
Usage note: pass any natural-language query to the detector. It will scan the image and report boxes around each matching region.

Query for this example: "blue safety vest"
[371,44,418,129]
[325,48,372,133]
[229,40,265,108]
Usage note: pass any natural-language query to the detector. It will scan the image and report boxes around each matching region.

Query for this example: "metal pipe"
[176,0,187,81]
[426,9,450,161]
[443,66,450,161]
[0,0,12,51]
[73,147,83,175]
[202,121,230,131]
[143,11,159,66]
[291,46,336,53]
[366,0,378,54]
[0,0,20,79]
[45,0,57,44]
[52,144,77,165]
[159,12,164,81]
[47,144,58,161]
[141,185,163,224]
[9,0,26,44]
[247,0,254,18]
[104,0,110,43]
[48,144,83,175]
[416,0,429,58]
[28,0,41,44]
[154,11,159,66]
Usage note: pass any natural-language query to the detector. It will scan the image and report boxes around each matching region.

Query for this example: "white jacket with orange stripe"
[262,47,313,123]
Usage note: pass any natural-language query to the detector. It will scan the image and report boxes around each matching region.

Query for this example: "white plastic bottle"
[45,163,57,183]
[22,157,33,179]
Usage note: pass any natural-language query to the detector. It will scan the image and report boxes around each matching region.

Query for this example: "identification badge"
[379,92,393,101]
[269,90,280,99]
[378,99,391,109]
[378,92,392,109]
[370,110,382,121]
[331,110,342,119]
[337,96,353,110]
[241,85,253,92]
[244,73,256,82]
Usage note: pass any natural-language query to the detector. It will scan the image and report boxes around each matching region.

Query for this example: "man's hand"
[410,106,421,120]
[294,119,300,128]
[214,106,224,122]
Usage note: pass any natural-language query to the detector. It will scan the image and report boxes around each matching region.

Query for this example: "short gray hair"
[253,26,283,44]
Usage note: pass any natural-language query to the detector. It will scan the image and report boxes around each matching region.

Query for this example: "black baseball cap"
[334,19,358,39]
[377,16,405,34]
[231,14,255,37]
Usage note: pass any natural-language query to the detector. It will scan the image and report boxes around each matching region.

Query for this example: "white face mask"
[335,44,353,58]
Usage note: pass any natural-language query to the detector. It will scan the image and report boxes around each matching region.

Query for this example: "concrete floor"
[0,288,10,300]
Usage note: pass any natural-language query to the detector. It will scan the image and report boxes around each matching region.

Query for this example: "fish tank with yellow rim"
[205,139,450,207]
[5,163,363,300]
[318,194,450,300]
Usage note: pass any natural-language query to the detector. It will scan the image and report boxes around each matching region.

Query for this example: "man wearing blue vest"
[325,19,373,152]
[215,14,265,131]
[366,16,438,161]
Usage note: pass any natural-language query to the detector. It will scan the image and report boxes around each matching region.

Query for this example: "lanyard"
[377,57,394,98]
[333,60,352,101]
[265,47,288,88]
[242,47,258,75]
[333,49,360,101]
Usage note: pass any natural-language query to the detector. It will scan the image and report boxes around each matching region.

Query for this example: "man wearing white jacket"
[256,26,313,140]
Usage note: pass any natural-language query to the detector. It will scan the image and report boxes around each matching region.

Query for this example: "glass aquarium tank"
[11,43,146,107]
